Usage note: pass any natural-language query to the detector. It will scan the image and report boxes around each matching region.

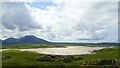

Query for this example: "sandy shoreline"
[1,46,107,55]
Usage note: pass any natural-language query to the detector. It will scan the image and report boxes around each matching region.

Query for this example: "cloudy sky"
[1,0,119,43]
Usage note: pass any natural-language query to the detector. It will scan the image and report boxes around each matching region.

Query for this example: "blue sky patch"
[26,2,57,10]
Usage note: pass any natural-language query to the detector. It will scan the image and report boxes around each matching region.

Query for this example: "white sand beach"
[1,46,108,55]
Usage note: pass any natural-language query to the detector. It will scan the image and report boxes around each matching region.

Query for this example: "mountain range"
[2,35,51,45]
[1,35,118,45]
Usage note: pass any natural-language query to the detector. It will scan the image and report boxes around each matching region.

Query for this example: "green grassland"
[1,43,118,49]
[2,44,66,49]
[1,47,119,67]
[1,43,119,68]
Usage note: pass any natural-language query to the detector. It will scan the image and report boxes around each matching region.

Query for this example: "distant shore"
[1,46,111,55]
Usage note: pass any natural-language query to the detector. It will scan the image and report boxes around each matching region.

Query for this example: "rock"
[63,57,72,63]
[83,62,87,65]
[88,59,120,65]
[48,55,56,59]
[74,56,84,60]
[2,56,11,59]
[36,56,53,62]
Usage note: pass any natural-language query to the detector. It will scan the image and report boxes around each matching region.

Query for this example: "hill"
[2,35,51,45]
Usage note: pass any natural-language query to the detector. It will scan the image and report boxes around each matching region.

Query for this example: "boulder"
[2,56,11,59]
[63,57,72,63]
[36,56,53,62]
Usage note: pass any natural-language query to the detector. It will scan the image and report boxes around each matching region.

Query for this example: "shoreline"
[0,46,110,55]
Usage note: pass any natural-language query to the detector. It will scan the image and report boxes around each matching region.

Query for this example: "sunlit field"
[1,44,120,68]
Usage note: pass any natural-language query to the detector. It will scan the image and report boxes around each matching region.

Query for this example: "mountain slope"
[0,39,2,45]
[18,35,50,44]
[2,35,51,45]
[3,38,18,45]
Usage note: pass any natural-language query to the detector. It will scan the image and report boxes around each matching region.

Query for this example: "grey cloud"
[2,2,41,31]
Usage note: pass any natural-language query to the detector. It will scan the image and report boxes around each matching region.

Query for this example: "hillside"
[2,35,51,45]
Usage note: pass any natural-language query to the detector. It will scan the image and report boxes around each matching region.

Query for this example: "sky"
[1,0,119,43]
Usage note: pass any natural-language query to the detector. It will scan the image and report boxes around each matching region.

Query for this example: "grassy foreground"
[1,47,119,68]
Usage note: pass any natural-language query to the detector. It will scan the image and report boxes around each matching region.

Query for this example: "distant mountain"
[100,42,118,44]
[18,35,50,44]
[2,35,51,45]
[3,38,18,45]
[0,39,2,45]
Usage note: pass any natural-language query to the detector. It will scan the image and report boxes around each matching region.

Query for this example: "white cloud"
[1,1,118,43]
[1,0,119,2]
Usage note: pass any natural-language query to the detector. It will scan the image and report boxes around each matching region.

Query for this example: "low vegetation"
[2,43,118,49]
[2,44,66,49]
[1,43,119,68]
[1,47,119,68]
